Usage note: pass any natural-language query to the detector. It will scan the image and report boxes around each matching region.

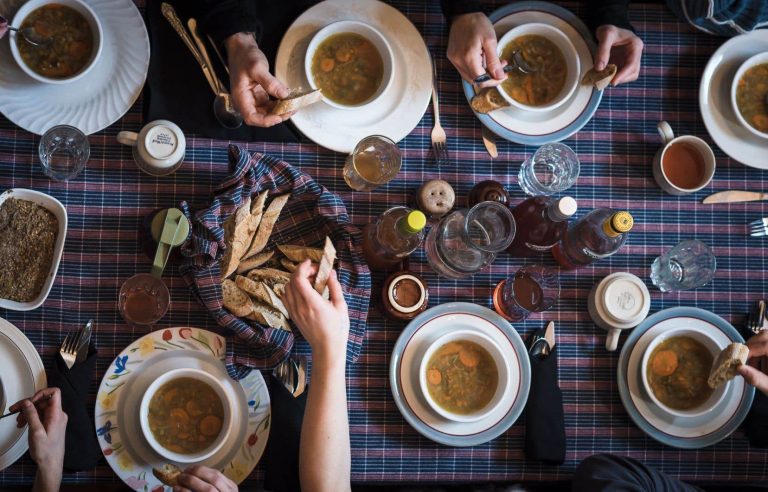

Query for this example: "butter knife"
[702,190,768,204]
[481,126,498,158]
[75,319,93,364]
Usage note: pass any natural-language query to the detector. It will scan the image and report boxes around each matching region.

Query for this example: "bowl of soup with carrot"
[641,328,727,418]
[731,52,768,139]
[10,0,103,84]
[305,20,394,110]
[139,368,233,463]
[495,23,580,112]
[419,330,510,422]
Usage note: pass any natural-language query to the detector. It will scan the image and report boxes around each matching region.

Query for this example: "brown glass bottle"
[507,196,577,256]
[362,207,427,271]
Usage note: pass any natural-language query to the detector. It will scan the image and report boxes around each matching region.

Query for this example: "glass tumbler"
[119,273,170,327]
[343,135,402,191]
[650,240,716,292]
[518,143,580,195]
[38,125,90,181]
[493,265,560,322]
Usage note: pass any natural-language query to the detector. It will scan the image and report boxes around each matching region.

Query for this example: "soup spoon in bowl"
[0,15,51,46]
[473,50,537,84]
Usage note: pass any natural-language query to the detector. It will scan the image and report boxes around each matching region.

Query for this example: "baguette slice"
[222,279,255,317]
[314,237,336,294]
[237,250,274,275]
[708,342,749,389]
[270,89,322,116]
[247,268,292,287]
[245,194,290,258]
[153,464,182,486]
[278,244,324,263]
[581,63,617,91]
[470,87,510,114]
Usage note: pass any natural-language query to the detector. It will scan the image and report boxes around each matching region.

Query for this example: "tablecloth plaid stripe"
[1,0,767,487]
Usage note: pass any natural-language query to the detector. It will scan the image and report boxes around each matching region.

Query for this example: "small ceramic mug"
[653,121,716,196]
[588,272,651,351]
[117,120,185,177]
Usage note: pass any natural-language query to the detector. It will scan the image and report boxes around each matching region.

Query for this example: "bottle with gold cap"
[362,207,427,271]
[552,208,634,269]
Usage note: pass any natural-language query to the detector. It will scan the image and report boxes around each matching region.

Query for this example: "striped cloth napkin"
[180,145,371,378]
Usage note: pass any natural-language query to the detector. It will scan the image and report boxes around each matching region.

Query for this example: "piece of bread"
[237,250,274,275]
[470,87,510,114]
[153,464,181,486]
[281,258,298,273]
[270,89,322,116]
[581,64,617,91]
[247,268,292,286]
[314,237,336,294]
[222,279,255,317]
[708,342,749,389]
[245,194,290,258]
[278,244,324,263]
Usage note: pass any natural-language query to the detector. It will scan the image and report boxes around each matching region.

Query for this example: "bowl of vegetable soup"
[495,23,580,113]
[419,330,510,423]
[731,51,768,139]
[641,327,728,418]
[305,20,394,110]
[10,0,103,84]
[139,368,233,463]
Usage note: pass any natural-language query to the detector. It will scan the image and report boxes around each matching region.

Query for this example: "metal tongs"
[528,321,556,359]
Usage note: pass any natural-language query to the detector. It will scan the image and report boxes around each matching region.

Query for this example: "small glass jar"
[381,271,429,321]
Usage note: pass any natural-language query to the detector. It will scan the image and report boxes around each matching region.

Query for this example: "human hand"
[283,260,350,363]
[447,12,505,86]
[738,330,768,395]
[173,465,237,492]
[225,32,294,127]
[594,25,644,86]
[10,388,67,492]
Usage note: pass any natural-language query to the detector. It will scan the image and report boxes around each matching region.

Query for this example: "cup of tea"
[117,120,186,177]
[653,121,716,196]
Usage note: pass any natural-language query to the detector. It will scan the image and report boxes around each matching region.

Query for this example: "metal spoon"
[474,49,537,84]
[0,15,50,46]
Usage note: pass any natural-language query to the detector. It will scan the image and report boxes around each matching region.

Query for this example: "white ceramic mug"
[653,121,716,196]
[588,273,651,351]
[117,120,185,177]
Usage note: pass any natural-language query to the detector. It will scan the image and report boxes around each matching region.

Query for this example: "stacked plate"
[390,303,531,447]
[617,307,754,449]
[0,317,46,471]
[463,1,602,146]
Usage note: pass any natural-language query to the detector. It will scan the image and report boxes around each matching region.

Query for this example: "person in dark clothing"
[441,0,644,87]
[573,454,704,492]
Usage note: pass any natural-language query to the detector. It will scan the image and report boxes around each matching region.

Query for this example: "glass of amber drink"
[493,265,560,322]
[343,135,402,191]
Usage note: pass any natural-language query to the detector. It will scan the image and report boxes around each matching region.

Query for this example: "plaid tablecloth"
[1,0,768,487]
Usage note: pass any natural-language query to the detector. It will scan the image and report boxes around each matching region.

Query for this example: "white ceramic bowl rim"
[139,368,233,463]
[419,329,511,423]
[10,0,104,84]
[640,327,728,418]
[304,19,395,110]
[730,51,768,139]
[495,22,581,112]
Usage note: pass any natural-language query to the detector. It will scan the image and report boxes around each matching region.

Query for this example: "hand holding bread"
[737,330,768,395]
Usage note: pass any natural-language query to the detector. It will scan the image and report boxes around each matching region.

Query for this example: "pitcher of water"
[425,201,516,279]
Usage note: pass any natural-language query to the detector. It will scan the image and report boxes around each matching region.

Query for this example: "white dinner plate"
[274,0,432,153]
[0,0,150,135]
[617,307,753,449]
[462,2,602,145]
[95,328,270,490]
[699,30,768,170]
[0,317,46,471]
[390,303,531,447]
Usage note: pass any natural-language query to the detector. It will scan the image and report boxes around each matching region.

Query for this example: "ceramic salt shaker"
[588,272,651,351]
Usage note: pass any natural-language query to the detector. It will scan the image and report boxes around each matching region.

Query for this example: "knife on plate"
[481,126,498,158]
[702,190,768,204]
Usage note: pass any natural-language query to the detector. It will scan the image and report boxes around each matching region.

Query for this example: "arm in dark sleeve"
[588,0,634,33]
[441,0,483,20]
[200,0,261,47]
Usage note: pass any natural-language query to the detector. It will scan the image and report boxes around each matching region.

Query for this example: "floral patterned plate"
[95,328,270,491]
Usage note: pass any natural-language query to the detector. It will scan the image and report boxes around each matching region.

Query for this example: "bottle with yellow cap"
[362,207,427,271]
[552,208,634,269]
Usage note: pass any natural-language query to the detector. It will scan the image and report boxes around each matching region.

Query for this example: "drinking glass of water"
[38,125,90,181]
[650,240,716,292]
[518,143,580,195]
[343,135,401,192]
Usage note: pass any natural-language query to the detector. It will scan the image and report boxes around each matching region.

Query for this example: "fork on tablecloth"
[749,218,768,237]
[429,54,448,166]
